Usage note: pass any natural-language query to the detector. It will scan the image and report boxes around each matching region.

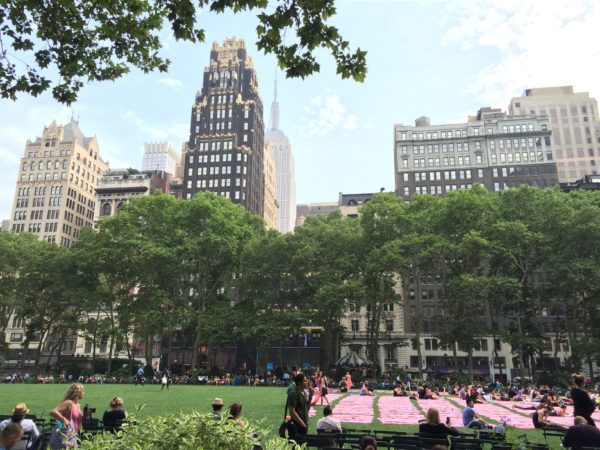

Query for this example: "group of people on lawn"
[280,371,600,449]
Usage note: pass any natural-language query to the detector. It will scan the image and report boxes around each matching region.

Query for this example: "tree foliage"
[0,0,367,103]
[4,186,600,379]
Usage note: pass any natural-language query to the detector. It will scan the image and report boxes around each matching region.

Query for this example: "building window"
[385,319,394,332]
[101,203,111,216]
[351,320,359,332]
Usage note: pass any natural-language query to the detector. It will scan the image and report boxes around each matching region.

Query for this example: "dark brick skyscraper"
[183,38,265,215]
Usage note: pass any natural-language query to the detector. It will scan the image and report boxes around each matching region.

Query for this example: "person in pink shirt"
[50,383,85,435]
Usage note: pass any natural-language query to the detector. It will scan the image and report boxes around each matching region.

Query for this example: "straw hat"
[13,403,29,415]
[212,398,224,406]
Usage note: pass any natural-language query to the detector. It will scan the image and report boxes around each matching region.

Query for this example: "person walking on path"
[135,366,145,385]
[317,371,330,406]
[287,373,314,443]
[161,369,171,391]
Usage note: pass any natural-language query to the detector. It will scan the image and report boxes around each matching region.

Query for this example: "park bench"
[542,425,565,443]
[450,435,484,450]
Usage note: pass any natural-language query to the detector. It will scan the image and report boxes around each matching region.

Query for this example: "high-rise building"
[508,86,600,182]
[8,119,109,246]
[142,142,180,176]
[183,38,265,216]
[262,144,279,229]
[394,108,558,201]
[265,78,296,233]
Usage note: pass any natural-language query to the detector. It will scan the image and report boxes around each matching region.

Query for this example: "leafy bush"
[79,411,298,450]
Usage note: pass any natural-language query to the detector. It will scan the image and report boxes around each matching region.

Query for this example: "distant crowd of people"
[2,371,600,449]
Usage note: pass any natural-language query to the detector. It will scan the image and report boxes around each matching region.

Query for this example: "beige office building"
[509,86,600,182]
[262,144,279,229]
[9,119,109,246]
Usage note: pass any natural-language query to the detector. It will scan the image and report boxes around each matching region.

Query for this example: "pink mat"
[473,402,534,428]
[416,398,463,425]
[378,396,424,425]
[331,395,375,423]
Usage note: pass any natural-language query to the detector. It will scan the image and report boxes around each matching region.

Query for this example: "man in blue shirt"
[135,366,145,385]
[463,399,492,429]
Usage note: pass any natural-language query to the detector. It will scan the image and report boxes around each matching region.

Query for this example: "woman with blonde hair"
[419,407,460,436]
[102,397,126,433]
[49,383,84,448]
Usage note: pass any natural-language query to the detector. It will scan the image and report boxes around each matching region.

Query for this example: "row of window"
[405,155,477,169]
[187,178,246,189]
[190,166,247,176]
[22,160,68,171]
[405,169,481,183]
[349,318,396,332]
[27,149,71,158]
[403,151,552,170]
[185,190,245,201]
[397,123,539,141]
[405,184,474,196]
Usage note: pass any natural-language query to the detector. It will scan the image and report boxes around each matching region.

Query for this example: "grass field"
[0,384,561,447]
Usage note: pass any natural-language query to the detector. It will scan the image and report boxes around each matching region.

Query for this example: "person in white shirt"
[0,403,39,448]
[316,406,342,433]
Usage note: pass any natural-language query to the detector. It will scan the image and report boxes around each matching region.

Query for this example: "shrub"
[79,411,298,450]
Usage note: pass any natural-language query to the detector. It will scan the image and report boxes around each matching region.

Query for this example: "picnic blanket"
[331,394,375,423]
[378,396,424,425]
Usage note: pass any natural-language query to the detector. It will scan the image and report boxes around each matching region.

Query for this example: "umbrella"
[335,351,373,368]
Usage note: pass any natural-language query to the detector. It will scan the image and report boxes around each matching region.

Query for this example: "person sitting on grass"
[419,407,460,436]
[462,399,493,429]
[393,384,406,397]
[532,404,553,429]
[0,422,23,450]
[359,381,374,396]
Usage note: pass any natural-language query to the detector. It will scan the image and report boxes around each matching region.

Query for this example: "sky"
[1,0,599,221]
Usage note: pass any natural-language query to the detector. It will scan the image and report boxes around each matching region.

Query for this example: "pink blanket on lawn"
[331,394,375,423]
[378,396,424,425]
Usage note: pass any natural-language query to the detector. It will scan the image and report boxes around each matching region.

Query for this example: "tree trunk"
[191,321,201,371]
[145,335,152,368]
[415,274,424,379]
[167,327,173,369]
[19,338,31,373]
[467,348,474,383]
[452,342,459,374]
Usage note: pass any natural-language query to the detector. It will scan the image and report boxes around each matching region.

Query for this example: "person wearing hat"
[211,398,224,419]
[0,403,39,448]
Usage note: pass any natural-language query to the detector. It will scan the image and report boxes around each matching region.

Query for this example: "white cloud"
[122,110,188,141]
[158,78,183,89]
[301,93,359,137]
[442,0,600,106]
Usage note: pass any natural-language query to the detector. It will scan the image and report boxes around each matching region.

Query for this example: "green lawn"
[0,384,561,448]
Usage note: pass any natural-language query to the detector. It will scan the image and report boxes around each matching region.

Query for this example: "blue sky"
[1,0,599,220]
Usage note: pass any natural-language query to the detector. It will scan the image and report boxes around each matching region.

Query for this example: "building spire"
[270,72,280,131]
